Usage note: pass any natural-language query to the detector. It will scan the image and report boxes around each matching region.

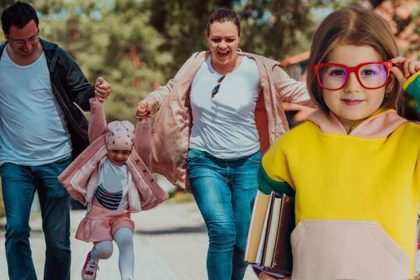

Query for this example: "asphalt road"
[0,200,258,280]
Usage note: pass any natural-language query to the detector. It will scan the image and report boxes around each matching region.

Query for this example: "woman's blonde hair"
[307,6,402,112]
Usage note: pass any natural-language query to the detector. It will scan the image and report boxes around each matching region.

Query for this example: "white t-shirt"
[0,46,71,166]
[189,55,260,159]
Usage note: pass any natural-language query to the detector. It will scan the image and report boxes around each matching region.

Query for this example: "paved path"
[0,200,258,280]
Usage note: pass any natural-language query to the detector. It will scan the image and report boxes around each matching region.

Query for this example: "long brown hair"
[307,6,401,112]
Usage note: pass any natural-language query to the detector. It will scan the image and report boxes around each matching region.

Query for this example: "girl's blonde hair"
[307,5,402,112]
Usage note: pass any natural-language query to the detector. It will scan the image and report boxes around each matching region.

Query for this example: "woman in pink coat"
[136,8,313,280]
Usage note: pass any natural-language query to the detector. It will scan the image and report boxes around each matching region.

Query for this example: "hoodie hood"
[307,108,407,138]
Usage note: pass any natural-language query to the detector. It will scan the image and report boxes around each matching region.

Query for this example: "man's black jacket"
[0,39,94,157]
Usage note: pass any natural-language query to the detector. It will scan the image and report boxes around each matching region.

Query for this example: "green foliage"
[143,0,364,71]
[1,0,418,120]
[145,0,232,76]
[31,0,171,122]
[0,0,14,11]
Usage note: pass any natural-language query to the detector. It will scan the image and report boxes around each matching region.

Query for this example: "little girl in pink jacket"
[58,97,168,280]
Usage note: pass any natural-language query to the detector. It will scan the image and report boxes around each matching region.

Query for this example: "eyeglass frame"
[8,30,40,48]
[211,75,226,99]
[313,61,392,91]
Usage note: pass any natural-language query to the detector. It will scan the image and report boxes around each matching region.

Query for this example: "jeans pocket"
[247,151,262,164]
[54,155,72,165]
[186,149,207,163]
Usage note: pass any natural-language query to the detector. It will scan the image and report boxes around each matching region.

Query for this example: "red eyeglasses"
[313,61,392,90]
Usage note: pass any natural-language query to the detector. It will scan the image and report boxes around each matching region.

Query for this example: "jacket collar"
[40,39,59,71]
[0,38,58,70]
[307,108,407,138]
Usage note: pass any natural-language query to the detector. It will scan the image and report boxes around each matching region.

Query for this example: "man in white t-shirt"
[0,2,111,280]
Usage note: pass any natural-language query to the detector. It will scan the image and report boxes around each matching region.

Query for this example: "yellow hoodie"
[259,109,420,279]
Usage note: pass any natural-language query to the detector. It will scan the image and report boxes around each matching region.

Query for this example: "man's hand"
[95,76,111,103]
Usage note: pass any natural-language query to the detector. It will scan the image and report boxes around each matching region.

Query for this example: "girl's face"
[322,44,386,132]
[207,21,240,68]
[107,150,131,166]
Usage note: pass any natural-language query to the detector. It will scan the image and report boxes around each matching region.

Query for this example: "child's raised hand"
[95,76,111,103]
[136,100,155,121]
[390,57,420,84]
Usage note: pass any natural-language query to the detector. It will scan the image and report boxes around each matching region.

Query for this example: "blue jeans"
[187,149,261,280]
[0,157,72,280]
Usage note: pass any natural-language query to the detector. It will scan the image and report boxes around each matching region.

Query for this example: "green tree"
[32,0,171,121]
[1,0,418,120]
[145,0,357,76]
[0,0,14,11]
[146,0,232,76]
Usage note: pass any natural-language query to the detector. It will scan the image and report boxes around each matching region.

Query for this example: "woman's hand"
[282,102,317,123]
[94,76,111,103]
[390,57,420,85]
[136,100,155,121]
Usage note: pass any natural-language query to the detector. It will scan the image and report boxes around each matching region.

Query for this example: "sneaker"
[81,251,99,280]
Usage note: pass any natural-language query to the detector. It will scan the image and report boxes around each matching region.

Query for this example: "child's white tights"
[91,227,134,280]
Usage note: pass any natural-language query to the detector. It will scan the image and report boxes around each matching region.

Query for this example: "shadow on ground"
[136,225,207,235]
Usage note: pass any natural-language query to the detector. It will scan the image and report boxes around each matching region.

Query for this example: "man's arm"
[57,48,110,111]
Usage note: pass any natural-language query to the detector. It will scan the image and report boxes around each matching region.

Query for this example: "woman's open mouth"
[217,51,229,60]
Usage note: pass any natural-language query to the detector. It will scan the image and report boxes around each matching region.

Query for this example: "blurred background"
[0,0,418,123]
[0,0,419,214]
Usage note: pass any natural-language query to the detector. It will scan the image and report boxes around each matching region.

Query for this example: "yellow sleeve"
[258,136,295,196]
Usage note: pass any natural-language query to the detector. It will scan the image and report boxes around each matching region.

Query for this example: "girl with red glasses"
[257,6,420,280]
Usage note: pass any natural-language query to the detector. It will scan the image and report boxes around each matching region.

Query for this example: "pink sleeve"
[88,98,107,142]
[134,119,152,167]
[143,52,204,113]
[272,65,313,106]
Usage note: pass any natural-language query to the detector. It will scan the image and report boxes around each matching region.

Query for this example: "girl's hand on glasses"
[390,57,420,84]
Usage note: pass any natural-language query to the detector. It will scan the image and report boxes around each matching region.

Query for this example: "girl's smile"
[341,98,365,106]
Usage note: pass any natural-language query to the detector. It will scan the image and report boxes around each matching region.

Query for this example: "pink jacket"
[142,51,313,189]
[58,98,168,212]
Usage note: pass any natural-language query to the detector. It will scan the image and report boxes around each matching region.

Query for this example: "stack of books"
[245,191,295,278]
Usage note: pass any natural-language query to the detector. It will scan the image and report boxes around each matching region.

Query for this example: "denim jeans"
[0,157,72,280]
[187,149,261,280]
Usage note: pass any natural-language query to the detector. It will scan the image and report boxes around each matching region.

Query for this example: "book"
[245,190,271,263]
[245,191,295,277]
[262,194,283,267]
